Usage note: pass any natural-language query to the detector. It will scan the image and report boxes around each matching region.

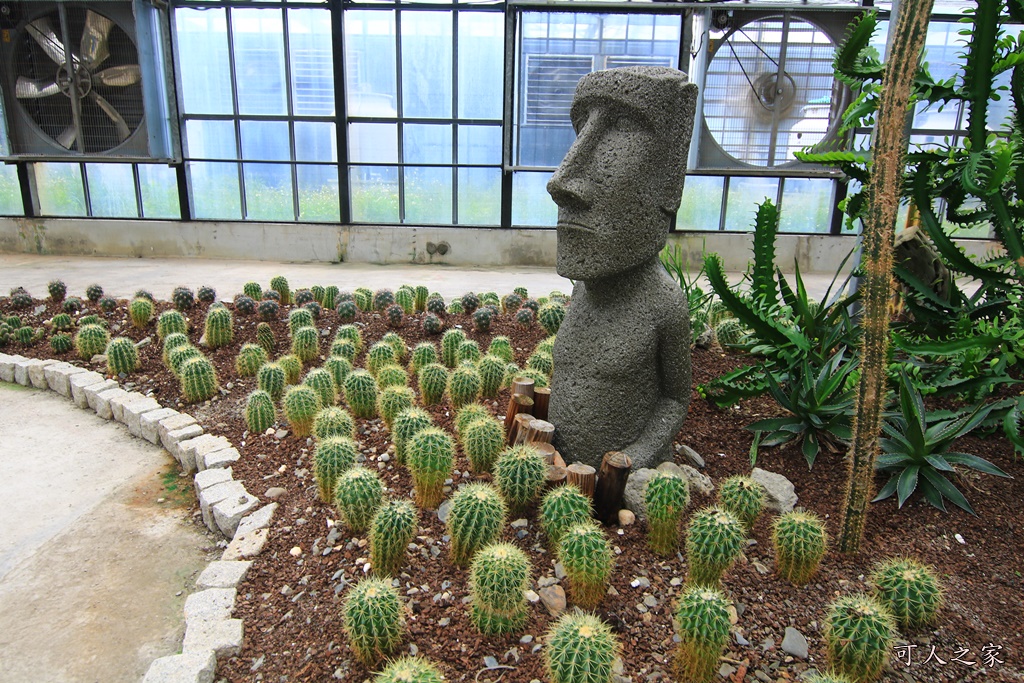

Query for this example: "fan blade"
[88,91,132,142]
[15,76,60,99]
[27,17,67,65]
[57,125,77,149]
[80,10,114,69]
[94,65,141,88]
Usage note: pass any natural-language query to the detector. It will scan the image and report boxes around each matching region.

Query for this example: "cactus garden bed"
[1,283,1022,683]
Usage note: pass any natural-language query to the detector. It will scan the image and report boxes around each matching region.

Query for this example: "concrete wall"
[0,217,997,274]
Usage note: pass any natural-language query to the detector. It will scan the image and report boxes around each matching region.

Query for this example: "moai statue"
[546,66,697,471]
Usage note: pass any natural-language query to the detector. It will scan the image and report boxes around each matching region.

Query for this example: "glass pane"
[458,167,500,225]
[34,163,86,216]
[244,163,295,221]
[349,123,398,163]
[0,164,24,215]
[232,9,288,116]
[175,9,233,115]
[512,171,557,226]
[350,166,399,223]
[404,167,452,224]
[186,120,237,160]
[138,165,181,219]
[297,164,340,222]
[189,161,241,220]
[401,12,453,119]
[457,125,501,165]
[85,164,138,218]
[677,176,724,231]
[295,122,337,162]
[458,12,503,120]
[724,177,779,231]
[345,11,398,117]
[780,178,833,233]
[288,8,335,116]
[912,22,965,131]
[404,124,452,164]
[240,120,291,161]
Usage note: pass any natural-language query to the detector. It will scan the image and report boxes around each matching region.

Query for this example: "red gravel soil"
[2,287,1022,683]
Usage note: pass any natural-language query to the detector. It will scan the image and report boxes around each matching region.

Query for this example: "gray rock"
[751,468,797,513]
[265,487,287,500]
[92,387,129,420]
[782,626,808,659]
[139,407,179,444]
[695,327,715,349]
[680,464,714,496]
[182,618,244,658]
[622,467,655,519]
[184,588,236,624]
[0,353,26,383]
[234,503,278,538]
[538,585,566,617]
[142,650,217,683]
[197,561,252,590]
[68,371,106,408]
[222,528,269,561]
[194,467,232,494]
[213,490,260,538]
[677,444,705,469]
[437,499,452,524]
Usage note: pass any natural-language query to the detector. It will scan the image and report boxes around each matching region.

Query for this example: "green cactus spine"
[106,337,139,375]
[50,333,73,354]
[452,403,488,434]
[409,342,439,376]
[377,385,415,430]
[502,363,521,389]
[493,444,547,514]
[686,507,745,587]
[335,324,364,354]
[472,308,492,333]
[824,594,897,683]
[440,329,467,368]
[14,326,32,346]
[644,472,690,556]
[336,300,358,323]
[558,522,614,609]
[200,307,232,349]
[335,466,386,533]
[374,656,442,683]
[460,416,505,474]
[314,406,356,440]
[772,510,829,585]
[395,288,415,315]
[330,339,358,362]
[544,612,620,683]
[324,356,353,394]
[157,310,188,340]
[342,577,405,668]
[516,367,549,388]
[53,295,74,312]
[353,287,373,311]
[75,323,110,360]
[501,293,522,314]
[85,283,104,302]
[673,586,732,683]
[283,384,322,437]
[235,343,268,377]
[256,322,275,354]
[322,285,339,310]
[270,275,291,304]
[417,363,449,406]
[314,436,358,502]
[373,288,395,311]
[447,483,507,566]
[535,335,556,356]
[392,407,433,466]
[421,313,443,335]
[243,281,262,300]
[476,354,506,399]
[180,356,219,403]
[169,345,203,377]
[540,484,593,548]
[303,367,337,407]
[527,351,553,377]
[258,299,280,322]
[447,364,482,409]
[469,542,530,635]
[370,499,418,577]
[290,326,320,363]
[288,307,315,335]
[50,313,73,331]
[406,427,455,509]
[367,341,397,377]
[538,301,566,335]
[294,288,314,306]
[162,332,189,365]
[47,279,66,301]
[412,285,429,313]
[718,477,764,532]
[245,389,276,434]
[257,362,287,402]
[376,364,408,390]
[515,307,535,327]
[381,331,408,363]
[172,286,195,311]
[869,557,943,630]
[343,369,379,419]
[426,296,446,316]
[278,354,302,384]
[457,340,481,364]
[128,297,153,329]
[197,285,215,302]
[486,336,514,363]
[714,318,746,346]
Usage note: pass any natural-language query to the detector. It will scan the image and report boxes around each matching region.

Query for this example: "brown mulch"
[2,288,1022,683]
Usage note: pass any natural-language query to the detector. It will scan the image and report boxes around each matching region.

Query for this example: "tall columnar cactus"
[377,385,415,430]
[540,484,593,548]
[558,522,614,609]
[376,364,408,390]
[469,542,530,635]
[644,472,690,556]
[772,510,829,585]
[406,427,455,510]
[686,507,745,587]
[322,285,339,310]
[235,343,269,378]
[493,444,547,514]
[440,329,467,368]
[545,612,620,683]
[85,283,104,303]
[128,297,154,329]
[106,337,139,375]
[335,324,364,354]
[202,307,234,349]
[447,483,507,567]
[412,286,429,313]
[367,341,397,377]
[331,339,358,362]
[395,288,415,315]
[245,389,276,434]
[673,586,732,683]
[869,557,943,630]
[283,384,322,437]
[172,286,195,311]
[288,307,315,335]
[344,369,379,419]
[477,354,507,399]
[487,336,514,363]
[460,416,505,474]
[269,275,291,304]
[257,362,287,401]
[291,326,320,363]
[336,300,358,323]
[353,287,373,312]
[314,436,358,502]
[717,476,764,531]
[256,322,275,354]
[392,407,433,465]
[157,310,188,340]
[303,367,337,408]
[313,406,356,441]
[169,345,203,377]
[824,594,897,683]
[75,323,110,360]
[409,342,439,376]
[417,363,449,406]
[447,364,482,409]
[426,296,446,316]
[538,301,566,335]
[335,466,386,532]
[381,331,408,363]
[458,340,482,364]
[180,356,219,403]
[370,498,418,577]
[342,577,406,668]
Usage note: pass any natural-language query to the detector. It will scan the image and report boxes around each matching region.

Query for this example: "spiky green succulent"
[269,275,291,304]
[353,287,373,312]
[373,288,395,311]
[469,542,530,635]
[686,507,745,587]
[322,285,339,310]
[644,472,690,556]
[257,362,287,401]
[869,557,943,630]
[440,329,467,368]
[198,286,216,302]
[772,510,829,585]
[258,299,280,322]
[392,407,433,465]
[283,384,322,437]
[476,354,507,399]
[334,325,363,356]
[421,312,443,335]
[485,336,513,364]
[515,307,535,327]
[235,343,268,377]
[493,444,547,514]
[313,406,356,441]
[294,288,314,306]
[47,279,66,302]
[180,356,219,403]
[447,483,507,567]
[527,351,553,377]
[417,363,449,406]
[256,321,275,354]
[460,416,505,474]
[161,331,190,365]
[336,300,358,323]
[156,310,187,340]
[394,288,415,315]
[406,427,455,510]
[376,364,408,390]
[290,325,320,363]
[168,345,204,377]
[331,338,358,362]
[535,335,556,356]
[373,656,442,683]
[377,385,415,430]
[537,301,565,335]
[454,403,490,435]
[106,337,139,375]
[426,296,446,316]
[242,281,262,300]
[447,364,482,409]
[502,363,521,389]
[13,326,32,346]
[278,353,302,384]
[457,339,482,364]
[367,341,397,377]
[545,612,620,683]
[501,293,522,314]
[540,485,593,548]
[50,332,73,354]
[342,577,405,668]
[673,586,732,683]
[324,356,353,393]
[50,313,73,331]
[824,594,897,683]
[245,389,276,434]
[717,475,764,531]
[128,297,153,329]
[85,283,104,302]
[370,498,418,577]
[75,323,110,360]
[303,367,337,408]
[516,367,549,388]
[335,465,386,532]
[472,308,492,333]
[288,307,315,335]
[558,522,613,609]
[314,435,358,502]
[344,369,379,419]
[408,342,438,376]
[714,318,746,346]
[172,286,195,311]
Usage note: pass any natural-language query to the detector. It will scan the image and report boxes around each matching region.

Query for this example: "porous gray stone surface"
[142,650,217,683]
[140,407,180,444]
[109,390,149,424]
[165,425,207,471]
[27,358,58,388]
[546,66,697,470]
[194,467,233,494]
[0,353,26,382]
[751,467,797,514]
[69,370,107,407]
[200,480,247,533]
[182,618,244,658]
[43,361,86,397]
[202,446,241,471]
[13,358,39,386]
[92,387,129,420]
[197,561,252,590]
[179,434,232,474]
[122,396,163,437]
[183,588,236,624]
[158,412,198,444]
[222,527,269,561]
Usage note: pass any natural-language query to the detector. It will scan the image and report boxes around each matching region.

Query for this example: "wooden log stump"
[546,465,567,489]
[524,419,555,445]
[511,377,535,400]
[512,413,535,445]
[566,463,597,498]
[504,394,534,443]
[593,451,633,526]
[533,442,556,465]
[552,450,566,469]
[533,387,551,421]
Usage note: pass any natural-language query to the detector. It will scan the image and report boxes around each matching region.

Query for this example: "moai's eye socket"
[612,115,643,133]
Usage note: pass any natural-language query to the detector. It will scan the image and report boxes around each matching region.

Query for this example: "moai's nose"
[546,130,594,211]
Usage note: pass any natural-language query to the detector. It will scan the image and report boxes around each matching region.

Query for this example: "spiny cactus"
[51,312,73,331]
[451,403,488,434]
[367,341,397,377]
[527,350,553,377]
[256,322,275,354]
[421,313,443,336]
[234,295,256,315]
[14,326,33,346]
[106,337,139,375]
[772,510,829,585]
[409,342,438,376]
[162,332,190,366]
[458,339,482,364]
[377,385,415,430]
[714,318,746,346]
[376,364,408,390]
[686,507,745,587]
[869,557,943,630]
[169,345,203,377]
[476,354,506,399]
[329,340,357,364]
[545,612,620,683]
[538,301,565,335]
[47,279,66,302]
[535,335,556,356]
[245,389,276,434]
[426,296,446,316]
[180,356,219,403]
[395,288,415,315]
[824,594,897,683]
[493,444,547,514]
[157,310,188,340]
[263,289,281,302]
[406,427,455,510]
[447,483,507,567]
[515,307,535,327]
[303,367,337,408]
[417,363,449,406]
[411,286,428,313]
[440,329,467,368]
[242,281,262,300]
[469,542,530,635]
[370,499,418,577]
[372,288,394,311]
[501,293,522,314]
[460,416,505,475]
[673,586,732,683]
[344,369,379,419]
[314,436,358,502]
[460,292,480,313]
[324,355,353,392]
[75,323,110,360]
[379,331,406,363]
[481,292,499,307]
[342,577,405,668]
[172,286,195,311]
[353,287,373,311]
[85,283,104,302]
[258,299,280,322]
[50,332,72,353]
[335,324,364,354]
[373,656,442,683]
[283,384,322,437]
[718,475,764,531]
[540,485,593,548]
[386,408,429,464]
[197,286,216,303]
[257,362,287,401]
[472,308,492,333]
[235,343,268,377]
[99,296,117,312]
[10,290,32,310]
[518,367,550,388]
[291,326,320,363]
[558,522,614,609]
[645,472,690,556]
[336,300,358,323]
[78,314,102,327]
[134,289,154,301]
[314,406,356,441]
[128,297,153,329]
[288,307,315,335]
[485,336,513,364]
[294,288,314,306]
[335,466,386,533]
[269,275,291,304]
[61,296,83,314]
[203,306,234,349]
[447,364,482,409]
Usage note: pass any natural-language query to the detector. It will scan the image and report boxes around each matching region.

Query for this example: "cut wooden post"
[512,413,535,445]
[524,419,555,445]
[511,377,535,400]
[546,465,567,489]
[533,442,556,465]
[533,387,551,421]
[566,463,597,498]
[504,394,534,443]
[552,450,566,469]
[593,451,633,526]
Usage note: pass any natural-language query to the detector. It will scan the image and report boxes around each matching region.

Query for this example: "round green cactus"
[278,353,303,384]
[269,275,291,304]
[417,363,449,406]
[540,484,593,548]
[460,416,505,474]
[245,389,276,434]
[447,483,507,567]
[50,313,73,332]
[527,351,554,377]
[314,435,358,502]
[180,356,219,403]
[294,288,314,306]
[545,612,620,683]
[324,355,353,391]
[373,288,395,311]
[57,296,79,314]
[342,577,405,668]
[804,672,856,683]
[685,506,746,587]
[502,363,521,389]
[290,325,320,363]
[376,364,409,390]
[85,283,104,302]
[335,465,386,532]
[516,367,549,388]
[235,343,268,378]
[288,307,315,335]
[172,286,195,311]
[335,324,364,354]
[155,310,186,340]
[258,299,280,322]
[257,362,287,401]
[457,339,482,364]
[380,331,408,363]
[168,345,203,378]
[408,342,438,376]
[422,313,444,334]
[714,318,746,346]
[501,293,522,314]
[14,326,33,346]
[128,297,154,329]
[353,287,373,312]
[303,367,337,408]
[74,323,110,361]
[426,295,446,316]
[243,281,262,300]
[472,308,492,333]
[256,322,275,354]
[336,300,358,323]
[869,557,943,630]
[824,594,897,683]
[645,472,690,556]
[493,444,547,514]
[322,285,339,310]
[162,332,189,363]
[343,369,379,419]
[447,364,482,409]
[366,341,396,378]
[558,522,614,610]
[477,354,507,399]
[454,403,490,435]
[673,585,732,683]
[537,301,566,335]
[772,510,829,585]
[47,279,66,302]
[330,339,358,362]
[394,288,415,315]
[717,475,765,531]
[283,384,322,437]
[392,407,433,466]
[406,427,455,510]
[50,332,73,354]
[370,498,418,577]
[377,385,415,430]
[515,307,535,327]
[236,295,256,316]
[313,406,356,441]
[469,542,530,635]
[440,328,467,368]
[106,337,139,375]
[535,335,556,356]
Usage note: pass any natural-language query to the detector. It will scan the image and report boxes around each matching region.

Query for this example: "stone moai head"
[546,66,698,281]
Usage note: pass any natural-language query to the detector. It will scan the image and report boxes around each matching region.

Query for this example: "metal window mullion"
[329,0,350,227]
[395,9,406,224]
[16,163,37,218]
[167,4,192,221]
[452,9,459,225]
[226,8,246,220]
[500,5,516,228]
[282,7,301,221]
[718,176,729,232]
[133,164,145,218]
[80,163,94,218]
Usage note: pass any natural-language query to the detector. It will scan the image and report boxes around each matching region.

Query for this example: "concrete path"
[0,383,214,683]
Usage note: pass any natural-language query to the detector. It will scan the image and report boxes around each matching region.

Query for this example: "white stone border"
[0,352,272,683]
